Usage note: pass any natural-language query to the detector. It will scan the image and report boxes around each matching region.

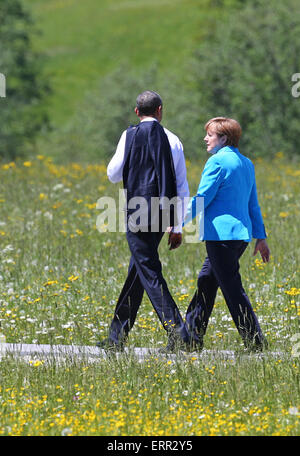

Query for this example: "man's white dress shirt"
[107,117,189,232]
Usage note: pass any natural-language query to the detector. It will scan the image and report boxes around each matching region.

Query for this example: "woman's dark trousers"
[185,240,265,348]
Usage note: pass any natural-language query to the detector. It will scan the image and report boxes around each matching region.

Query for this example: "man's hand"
[168,231,182,250]
[253,239,270,263]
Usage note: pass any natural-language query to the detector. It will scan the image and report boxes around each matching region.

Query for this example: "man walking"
[97,90,190,352]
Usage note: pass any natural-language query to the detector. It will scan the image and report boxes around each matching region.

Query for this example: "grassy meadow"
[1,0,300,439]
[0,153,299,436]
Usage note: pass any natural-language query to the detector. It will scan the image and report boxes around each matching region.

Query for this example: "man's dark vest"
[122,121,177,230]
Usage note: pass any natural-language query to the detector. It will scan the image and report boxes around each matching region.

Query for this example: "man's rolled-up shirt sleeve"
[172,143,189,233]
[107,131,126,183]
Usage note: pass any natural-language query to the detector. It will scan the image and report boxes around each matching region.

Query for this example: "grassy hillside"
[1,2,300,437]
[28,0,226,128]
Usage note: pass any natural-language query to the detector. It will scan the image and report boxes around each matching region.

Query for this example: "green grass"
[0,153,300,435]
[1,1,299,436]
[1,355,299,436]
[27,0,224,127]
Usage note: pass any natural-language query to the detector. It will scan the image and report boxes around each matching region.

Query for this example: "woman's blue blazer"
[184,146,266,242]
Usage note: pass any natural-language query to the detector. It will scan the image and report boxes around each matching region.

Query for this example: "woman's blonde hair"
[205,117,242,147]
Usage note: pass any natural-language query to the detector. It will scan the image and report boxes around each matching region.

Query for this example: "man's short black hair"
[136,90,162,116]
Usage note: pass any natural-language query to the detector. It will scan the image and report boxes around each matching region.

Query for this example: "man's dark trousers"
[186,240,264,346]
[109,227,189,344]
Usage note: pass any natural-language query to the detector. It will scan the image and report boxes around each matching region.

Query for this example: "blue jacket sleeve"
[184,157,224,225]
[248,173,267,239]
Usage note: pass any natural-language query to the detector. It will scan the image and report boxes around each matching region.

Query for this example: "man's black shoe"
[184,339,204,353]
[243,335,268,353]
[158,336,187,354]
[96,338,125,352]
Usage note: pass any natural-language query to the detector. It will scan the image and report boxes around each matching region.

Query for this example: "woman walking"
[184,117,270,351]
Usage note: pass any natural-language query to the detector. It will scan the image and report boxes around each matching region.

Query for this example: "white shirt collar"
[140,117,158,123]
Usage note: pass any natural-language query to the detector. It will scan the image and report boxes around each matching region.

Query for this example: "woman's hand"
[253,239,270,263]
